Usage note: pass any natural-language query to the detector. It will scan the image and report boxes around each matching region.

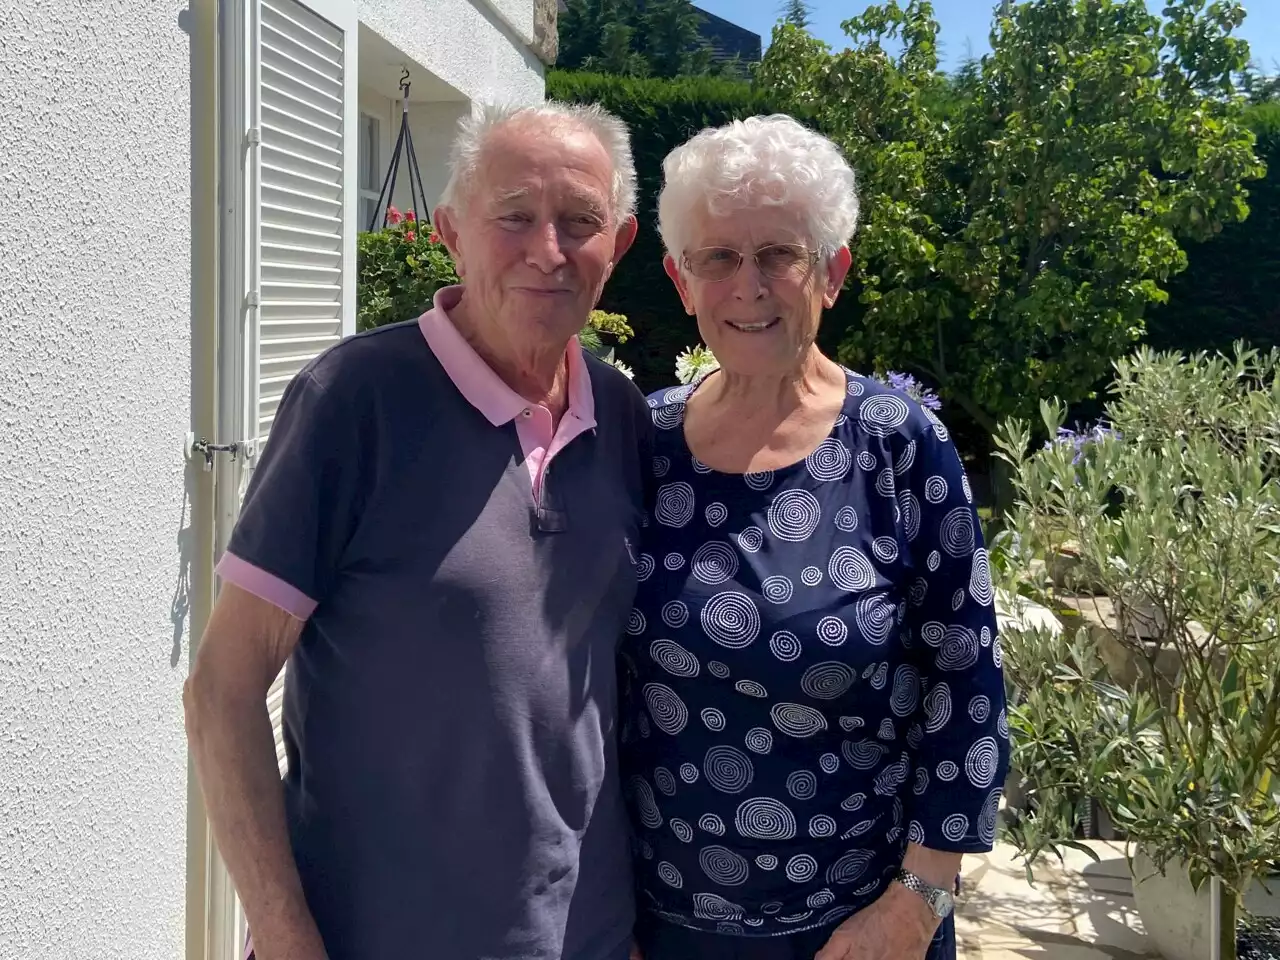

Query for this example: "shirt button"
[521,408,531,417]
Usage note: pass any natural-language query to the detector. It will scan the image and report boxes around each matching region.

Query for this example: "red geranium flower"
[405,210,416,222]
[387,205,403,225]
[404,230,416,243]
[428,231,440,244]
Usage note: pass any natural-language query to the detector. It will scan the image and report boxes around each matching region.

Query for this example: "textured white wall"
[358,0,544,108]
[0,2,194,958]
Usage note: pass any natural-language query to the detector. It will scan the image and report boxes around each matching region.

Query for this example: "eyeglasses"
[682,243,820,282]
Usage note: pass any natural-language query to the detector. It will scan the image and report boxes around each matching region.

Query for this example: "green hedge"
[1145,102,1280,354]
[547,70,781,390]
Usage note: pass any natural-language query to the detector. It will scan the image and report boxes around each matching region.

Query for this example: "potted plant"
[991,345,1280,960]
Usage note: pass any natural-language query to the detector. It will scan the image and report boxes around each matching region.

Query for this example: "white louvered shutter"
[245,0,357,777]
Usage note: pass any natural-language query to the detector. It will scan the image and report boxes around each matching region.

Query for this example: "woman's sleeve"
[899,419,1010,853]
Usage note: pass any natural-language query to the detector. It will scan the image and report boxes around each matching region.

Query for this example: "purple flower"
[1047,422,1120,464]
[877,370,943,411]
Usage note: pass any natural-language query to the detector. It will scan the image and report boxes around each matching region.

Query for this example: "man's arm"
[184,583,326,960]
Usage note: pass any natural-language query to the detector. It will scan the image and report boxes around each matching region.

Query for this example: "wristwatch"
[894,869,955,919]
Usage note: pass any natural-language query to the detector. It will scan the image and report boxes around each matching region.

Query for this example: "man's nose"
[525,220,569,273]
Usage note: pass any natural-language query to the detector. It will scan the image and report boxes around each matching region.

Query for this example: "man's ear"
[433,205,465,277]
[823,246,854,308]
[611,215,640,266]
[663,254,696,316]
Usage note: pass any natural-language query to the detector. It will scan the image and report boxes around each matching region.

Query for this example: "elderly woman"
[618,115,1010,960]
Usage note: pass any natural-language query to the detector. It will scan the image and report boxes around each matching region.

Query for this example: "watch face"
[932,889,955,919]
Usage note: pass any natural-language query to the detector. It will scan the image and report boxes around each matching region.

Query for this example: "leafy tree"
[558,0,715,79]
[780,0,812,31]
[757,0,1265,448]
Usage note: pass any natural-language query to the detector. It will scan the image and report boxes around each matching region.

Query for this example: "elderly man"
[184,102,648,960]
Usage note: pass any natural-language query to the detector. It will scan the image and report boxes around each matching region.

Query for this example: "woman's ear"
[663,254,697,316]
[823,246,854,308]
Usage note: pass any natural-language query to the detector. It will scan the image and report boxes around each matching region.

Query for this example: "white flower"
[612,359,635,379]
[674,345,720,385]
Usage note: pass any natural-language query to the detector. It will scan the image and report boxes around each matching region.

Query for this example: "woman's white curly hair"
[657,114,859,261]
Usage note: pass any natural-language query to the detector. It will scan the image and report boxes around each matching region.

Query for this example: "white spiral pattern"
[855,594,895,646]
[856,451,878,472]
[735,679,768,698]
[806,438,852,482]
[680,763,699,784]
[661,601,690,630]
[664,385,694,404]
[704,745,754,794]
[744,727,773,754]
[808,815,838,839]
[997,708,1008,739]
[877,718,896,740]
[927,550,941,572]
[908,820,926,845]
[826,849,874,884]
[899,491,922,541]
[842,739,889,770]
[692,893,743,921]
[735,797,797,841]
[671,818,693,843]
[743,469,774,490]
[871,536,899,564]
[770,702,828,738]
[839,716,864,732]
[980,625,992,648]
[649,639,700,678]
[906,723,924,749]
[655,482,696,527]
[700,592,760,649]
[700,845,750,886]
[914,768,929,795]
[658,861,683,888]
[936,760,959,782]
[847,378,865,396]
[816,615,848,646]
[767,489,822,542]
[654,766,677,796]
[638,715,650,738]
[808,889,836,908]
[894,439,917,476]
[653,405,683,429]
[941,813,970,843]
[664,552,686,571]
[969,547,994,606]
[707,661,731,679]
[965,736,1000,788]
[637,554,655,581]
[691,541,738,586]
[829,546,876,591]
[993,635,1003,669]
[705,502,728,527]
[923,682,952,733]
[925,408,950,441]
[786,769,817,800]
[736,526,764,553]
[920,621,946,647]
[844,819,877,839]
[630,776,663,828]
[940,506,975,558]
[756,854,778,870]
[924,475,948,504]
[840,792,866,812]
[873,753,910,796]
[978,788,1002,846]
[962,473,973,502]
[859,394,911,436]
[692,456,712,474]
[801,565,823,586]
[820,752,840,774]
[952,588,965,611]
[626,609,646,635]
[968,694,991,723]
[652,455,671,478]
[908,577,929,607]
[769,630,802,662]
[699,813,726,836]
[800,661,856,700]
[890,664,921,717]
[644,683,689,735]
[785,854,818,883]
[833,505,859,532]
[875,468,896,499]
[938,625,981,671]
[779,911,814,925]
[820,905,856,926]
[701,707,727,731]
[761,575,794,604]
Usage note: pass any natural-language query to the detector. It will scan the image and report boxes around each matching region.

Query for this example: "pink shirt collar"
[417,285,596,429]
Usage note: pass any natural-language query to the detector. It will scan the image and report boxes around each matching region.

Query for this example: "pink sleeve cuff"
[216,551,318,620]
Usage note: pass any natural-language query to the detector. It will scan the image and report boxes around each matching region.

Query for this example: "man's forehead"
[475,124,613,200]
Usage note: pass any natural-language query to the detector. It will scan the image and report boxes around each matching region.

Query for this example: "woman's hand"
[812,884,937,960]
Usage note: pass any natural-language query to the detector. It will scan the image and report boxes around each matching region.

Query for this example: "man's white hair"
[657,114,859,260]
[439,101,637,224]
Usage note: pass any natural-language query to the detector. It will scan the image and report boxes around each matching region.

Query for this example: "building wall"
[0,1,197,958]
[359,87,471,218]
[358,0,544,108]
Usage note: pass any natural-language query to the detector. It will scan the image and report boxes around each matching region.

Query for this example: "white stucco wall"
[0,2,194,957]
[358,0,544,108]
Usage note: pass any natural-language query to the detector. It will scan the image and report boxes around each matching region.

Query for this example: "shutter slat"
[248,0,353,781]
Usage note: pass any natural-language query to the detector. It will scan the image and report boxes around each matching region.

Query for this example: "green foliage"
[558,0,721,79]
[1147,103,1279,355]
[758,0,1265,439]
[780,0,811,31]
[546,70,777,389]
[993,345,1280,952]
[356,210,457,332]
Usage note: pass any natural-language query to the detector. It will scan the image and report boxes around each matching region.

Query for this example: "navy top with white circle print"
[618,369,1011,937]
